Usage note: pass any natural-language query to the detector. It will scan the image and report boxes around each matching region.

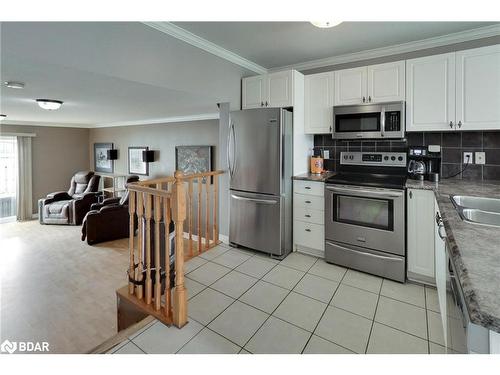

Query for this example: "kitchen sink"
[451,195,500,227]
[461,209,500,227]
[451,195,500,213]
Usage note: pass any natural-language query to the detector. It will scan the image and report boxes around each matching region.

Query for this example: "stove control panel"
[341,152,407,167]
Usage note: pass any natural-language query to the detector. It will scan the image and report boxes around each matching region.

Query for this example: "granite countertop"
[407,178,500,333]
[293,171,335,182]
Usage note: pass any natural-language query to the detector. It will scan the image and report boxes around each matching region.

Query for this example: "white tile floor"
[110,243,451,354]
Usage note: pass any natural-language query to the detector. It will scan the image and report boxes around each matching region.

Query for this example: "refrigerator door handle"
[231,194,278,205]
[227,121,235,178]
[231,122,236,177]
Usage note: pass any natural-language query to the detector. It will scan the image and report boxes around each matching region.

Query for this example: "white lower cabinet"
[434,203,448,348]
[293,180,325,257]
[407,188,436,284]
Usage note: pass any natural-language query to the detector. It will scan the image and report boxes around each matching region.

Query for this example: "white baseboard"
[32,213,39,219]
[182,232,229,245]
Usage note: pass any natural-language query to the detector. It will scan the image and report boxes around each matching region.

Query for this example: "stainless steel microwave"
[332,101,405,140]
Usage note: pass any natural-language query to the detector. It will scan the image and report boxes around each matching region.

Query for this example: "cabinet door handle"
[304,214,311,218]
[265,101,269,107]
[329,125,332,133]
[458,121,462,128]
[305,200,311,204]
[409,191,413,199]
[260,101,264,107]
[368,96,371,102]
[304,186,311,190]
[305,229,311,232]
[362,96,366,103]
[449,121,453,128]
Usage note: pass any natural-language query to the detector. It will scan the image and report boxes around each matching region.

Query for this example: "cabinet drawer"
[294,193,324,211]
[293,180,324,196]
[294,221,324,251]
[294,206,324,225]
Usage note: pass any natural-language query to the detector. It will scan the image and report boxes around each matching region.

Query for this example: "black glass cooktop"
[326,173,407,190]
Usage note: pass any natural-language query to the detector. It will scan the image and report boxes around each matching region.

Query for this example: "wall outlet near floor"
[475,152,486,165]
[463,152,473,164]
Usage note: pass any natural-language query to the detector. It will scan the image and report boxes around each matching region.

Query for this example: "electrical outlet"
[323,150,330,159]
[475,152,486,165]
[463,152,473,164]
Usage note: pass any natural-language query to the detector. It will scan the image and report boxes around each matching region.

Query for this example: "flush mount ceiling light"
[310,21,342,28]
[4,81,25,89]
[36,99,63,111]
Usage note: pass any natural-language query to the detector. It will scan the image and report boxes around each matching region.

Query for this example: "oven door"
[325,184,405,255]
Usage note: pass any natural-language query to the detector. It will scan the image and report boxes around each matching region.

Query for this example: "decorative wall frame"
[94,143,114,173]
[128,146,149,176]
[175,145,214,183]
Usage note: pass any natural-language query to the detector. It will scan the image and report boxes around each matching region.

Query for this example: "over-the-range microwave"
[332,101,405,140]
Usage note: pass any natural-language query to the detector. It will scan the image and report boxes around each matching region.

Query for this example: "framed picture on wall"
[128,146,149,176]
[175,145,214,183]
[94,143,114,173]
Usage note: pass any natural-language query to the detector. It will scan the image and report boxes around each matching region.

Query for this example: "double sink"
[451,195,500,227]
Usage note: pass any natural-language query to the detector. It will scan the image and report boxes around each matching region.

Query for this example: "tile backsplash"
[313,131,500,181]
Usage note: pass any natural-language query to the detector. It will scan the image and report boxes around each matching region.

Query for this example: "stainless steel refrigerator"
[228,107,293,258]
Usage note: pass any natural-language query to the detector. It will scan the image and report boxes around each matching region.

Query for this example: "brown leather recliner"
[39,171,100,225]
[81,175,139,245]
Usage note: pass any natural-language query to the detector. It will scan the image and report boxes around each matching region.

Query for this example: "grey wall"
[0,124,90,214]
[88,120,219,179]
[89,120,227,236]
[303,36,500,75]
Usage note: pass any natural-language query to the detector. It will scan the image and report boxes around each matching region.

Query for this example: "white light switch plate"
[323,150,330,159]
[475,152,486,165]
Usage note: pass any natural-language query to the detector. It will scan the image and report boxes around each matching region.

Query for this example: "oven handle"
[326,185,403,199]
[326,241,401,262]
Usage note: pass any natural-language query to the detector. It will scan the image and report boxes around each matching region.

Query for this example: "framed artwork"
[128,146,149,176]
[175,145,213,183]
[94,143,114,173]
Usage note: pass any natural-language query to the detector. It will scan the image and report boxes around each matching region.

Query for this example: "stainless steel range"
[324,152,407,282]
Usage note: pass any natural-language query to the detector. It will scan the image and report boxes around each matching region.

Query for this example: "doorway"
[0,136,18,222]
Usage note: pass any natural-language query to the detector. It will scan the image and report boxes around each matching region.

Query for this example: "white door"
[304,72,334,134]
[334,67,367,105]
[242,75,266,109]
[407,189,436,281]
[456,45,500,131]
[434,202,448,348]
[367,61,405,103]
[267,70,293,107]
[406,53,456,132]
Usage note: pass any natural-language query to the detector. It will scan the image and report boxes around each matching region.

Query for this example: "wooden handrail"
[121,169,223,329]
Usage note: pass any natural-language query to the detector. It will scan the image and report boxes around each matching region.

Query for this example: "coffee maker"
[408,146,441,182]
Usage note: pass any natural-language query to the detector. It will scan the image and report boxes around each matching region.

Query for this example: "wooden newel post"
[172,171,188,328]
[128,190,136,295]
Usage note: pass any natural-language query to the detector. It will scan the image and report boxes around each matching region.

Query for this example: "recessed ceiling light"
[4,81,25,89]
[310,21,342,29]
[36,99,64,111]
[0,114,6,121]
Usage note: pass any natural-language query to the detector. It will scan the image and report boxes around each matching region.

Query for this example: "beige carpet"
[0,220,130,353]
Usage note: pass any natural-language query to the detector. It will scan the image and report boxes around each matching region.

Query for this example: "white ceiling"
[1,21,499,128]
[0,22,252,127]
[174,21,498,69]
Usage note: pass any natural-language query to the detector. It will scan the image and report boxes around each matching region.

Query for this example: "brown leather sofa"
[81,175,139,244]
[39,171,100,225]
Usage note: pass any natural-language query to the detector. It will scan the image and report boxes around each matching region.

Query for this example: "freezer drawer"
[229,191,285,256]
[325,240,405,282]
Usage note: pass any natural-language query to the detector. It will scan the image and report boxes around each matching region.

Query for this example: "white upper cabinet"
[334,67,367,105]
[304,72,334,134]
[455,45,500,131]
[267,70,294,108]
[367,61,406,103]
[406,53,456,132]
[242,75,266,109]
[242,70,294,109]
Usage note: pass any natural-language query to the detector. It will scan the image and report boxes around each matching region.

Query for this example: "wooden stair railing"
[117,170,223,329]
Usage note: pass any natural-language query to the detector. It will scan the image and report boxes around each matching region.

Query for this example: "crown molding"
[1,120,91,128]
[270,24,500,72]
[143,22,268,75]
[92,112,220,128]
